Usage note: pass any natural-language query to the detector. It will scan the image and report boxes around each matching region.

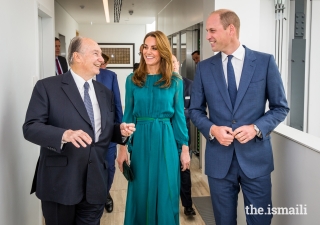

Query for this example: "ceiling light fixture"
[102,0,110,23]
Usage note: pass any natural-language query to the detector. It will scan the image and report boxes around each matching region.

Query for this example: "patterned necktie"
[227,55,237,108]
[56,58,62,75]
[83,82,95,131]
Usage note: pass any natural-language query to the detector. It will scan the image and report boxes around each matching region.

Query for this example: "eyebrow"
[143,44,157,47]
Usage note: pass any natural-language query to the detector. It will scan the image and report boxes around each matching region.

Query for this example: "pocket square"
[123,161,134,181]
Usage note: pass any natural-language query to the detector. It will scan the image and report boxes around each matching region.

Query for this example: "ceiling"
[55,0,171,25]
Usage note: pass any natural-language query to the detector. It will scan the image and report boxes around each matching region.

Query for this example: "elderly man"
[23,37,135,225]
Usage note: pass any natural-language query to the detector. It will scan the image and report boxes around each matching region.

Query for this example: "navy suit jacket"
[56,56,68,75]
[183,77,193,146]
[96,69,123,148]
[23,71,124,205]
[189,46,289,179]
[183,77,192,122]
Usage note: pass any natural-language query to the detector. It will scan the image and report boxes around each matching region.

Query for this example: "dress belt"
[136,117,170,123]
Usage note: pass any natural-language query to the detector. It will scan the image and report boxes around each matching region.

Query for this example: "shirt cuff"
[209,125,215,140]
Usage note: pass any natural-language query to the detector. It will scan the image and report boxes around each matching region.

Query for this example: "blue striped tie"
[84,82,95,131]
[227,55,237,108]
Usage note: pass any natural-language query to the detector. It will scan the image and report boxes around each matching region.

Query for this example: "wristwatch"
[253,124,262,138]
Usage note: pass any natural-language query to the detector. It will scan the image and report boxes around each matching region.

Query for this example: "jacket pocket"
[45,156,68,167]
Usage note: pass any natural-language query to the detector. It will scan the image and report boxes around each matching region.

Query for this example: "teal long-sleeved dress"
[123,73,189,225]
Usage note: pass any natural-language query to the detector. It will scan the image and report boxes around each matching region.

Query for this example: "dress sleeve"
[123,74,135,124]
[122,74,136,152]
[171,78,189,150]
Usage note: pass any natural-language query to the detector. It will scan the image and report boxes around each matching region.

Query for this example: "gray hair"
[68,36,83,65]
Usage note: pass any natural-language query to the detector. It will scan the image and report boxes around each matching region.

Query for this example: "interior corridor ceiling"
[55,0,171,25]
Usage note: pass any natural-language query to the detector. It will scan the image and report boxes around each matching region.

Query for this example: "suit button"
[232,120,236,124]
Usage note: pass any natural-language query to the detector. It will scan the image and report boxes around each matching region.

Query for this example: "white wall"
[157,0,204,35]
[0,0,54,224]
[54,1,79,63]
[79,24,146,104]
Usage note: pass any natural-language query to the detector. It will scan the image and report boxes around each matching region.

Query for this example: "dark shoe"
[105,193,113,213]
[193,150,200,157]
[184,206,196,216]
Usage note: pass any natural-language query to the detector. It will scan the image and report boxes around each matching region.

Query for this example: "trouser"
[41,198,104,225]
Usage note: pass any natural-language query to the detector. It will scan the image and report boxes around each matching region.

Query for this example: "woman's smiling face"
[143,36,161,68]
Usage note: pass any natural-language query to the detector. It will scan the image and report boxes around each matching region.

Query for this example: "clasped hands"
[210,124,257,146]
[62,122,135,148]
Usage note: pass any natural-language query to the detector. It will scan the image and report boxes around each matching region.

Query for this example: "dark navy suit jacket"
[56,56,68,75]
[189,46,289,179]
[23,71,124,205]
[183,77,193,146]
[96,69,123,148]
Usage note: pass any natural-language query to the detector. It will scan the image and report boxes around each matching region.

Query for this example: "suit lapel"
[61,72,92,126]
[233,47,256,113]
[210,53,233,113]
[93,80,108,132]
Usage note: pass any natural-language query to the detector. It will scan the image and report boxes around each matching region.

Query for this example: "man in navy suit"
[96,53,123,213]
[55,37,68,75]
[189,9,289,225]
[23,37,135,225]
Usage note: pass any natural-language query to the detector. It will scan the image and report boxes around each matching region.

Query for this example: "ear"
[72,52,82,63]
[229,24,236,36]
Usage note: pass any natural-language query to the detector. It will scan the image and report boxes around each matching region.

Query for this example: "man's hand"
[210,125,234,146]
[233,125,256,144]
[117,145,129,173]
[62,129,92,148]
[120,123,136,136]
[180,145,190,171]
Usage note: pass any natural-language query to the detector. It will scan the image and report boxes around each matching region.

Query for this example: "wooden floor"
[100,154,211,225]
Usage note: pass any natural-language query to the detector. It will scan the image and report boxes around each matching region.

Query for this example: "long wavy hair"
[132,31,180,88]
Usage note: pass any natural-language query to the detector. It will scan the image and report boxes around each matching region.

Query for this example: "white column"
[307,0,320,137]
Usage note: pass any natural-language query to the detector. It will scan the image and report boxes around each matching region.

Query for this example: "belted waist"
[136,117,170,123]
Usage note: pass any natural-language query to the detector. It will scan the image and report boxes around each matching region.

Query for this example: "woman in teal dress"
[117,31,190,225]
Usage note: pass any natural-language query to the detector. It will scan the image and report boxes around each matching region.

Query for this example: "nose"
[206,31,210,41]
[145,47,152,54]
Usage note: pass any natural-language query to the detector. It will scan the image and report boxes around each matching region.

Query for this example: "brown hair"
[101,53,109,63]
[212,9,240,38]
[132,31,179,88]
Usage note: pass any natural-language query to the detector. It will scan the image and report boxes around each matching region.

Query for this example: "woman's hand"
[120,123,136,136]
[180,145,190,171]
[117,145,129,173]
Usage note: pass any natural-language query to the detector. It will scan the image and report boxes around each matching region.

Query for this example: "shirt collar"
[221,44,245,62]
[70,69,94,90]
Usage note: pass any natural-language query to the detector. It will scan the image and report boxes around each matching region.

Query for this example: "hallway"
[99,153,210,225]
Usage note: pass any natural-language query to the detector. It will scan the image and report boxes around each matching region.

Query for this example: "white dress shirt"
[221,44,245,89]
[71,69,101,142]
[209,45,245,140]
